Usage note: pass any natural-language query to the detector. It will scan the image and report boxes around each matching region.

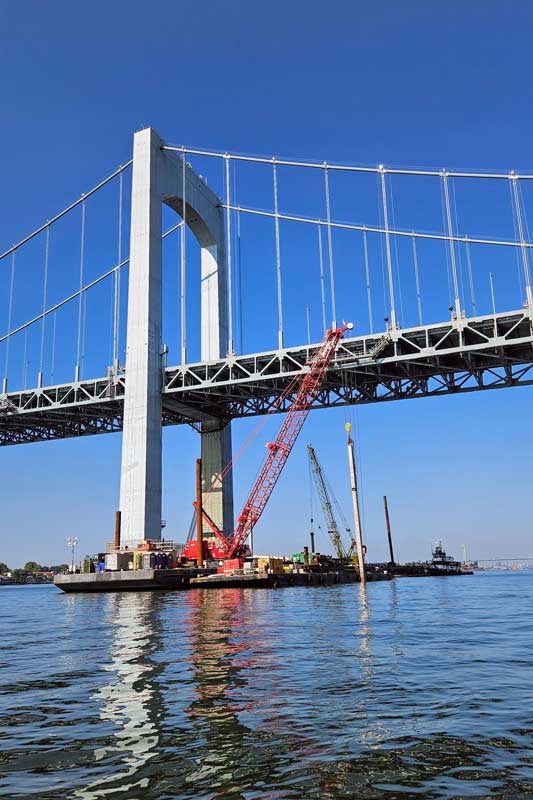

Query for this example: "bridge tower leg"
[119,127,233,549]
[119,129,163,548]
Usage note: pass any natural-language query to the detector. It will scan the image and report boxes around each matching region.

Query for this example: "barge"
[54,563,392,594]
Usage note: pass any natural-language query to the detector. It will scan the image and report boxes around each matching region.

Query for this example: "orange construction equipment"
[183,322,353,563]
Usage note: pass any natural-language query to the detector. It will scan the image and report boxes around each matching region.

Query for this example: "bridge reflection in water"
[3,578,530,798]
[76,586,397,798]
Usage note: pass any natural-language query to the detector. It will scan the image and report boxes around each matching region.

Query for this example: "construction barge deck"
[54,567,392,593]
[54,543,472,594]
[52,563,474,593]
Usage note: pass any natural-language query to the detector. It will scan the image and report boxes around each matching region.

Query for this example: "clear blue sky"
[1,0,532,568]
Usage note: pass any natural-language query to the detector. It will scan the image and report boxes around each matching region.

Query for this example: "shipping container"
[105,552,133,571]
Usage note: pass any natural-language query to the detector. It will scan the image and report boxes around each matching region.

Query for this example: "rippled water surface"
[1,573,533,799]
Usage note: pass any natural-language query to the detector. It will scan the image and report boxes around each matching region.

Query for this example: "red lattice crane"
[184,322,353,562]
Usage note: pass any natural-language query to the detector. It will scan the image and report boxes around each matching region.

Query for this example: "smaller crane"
[307,444,356,559]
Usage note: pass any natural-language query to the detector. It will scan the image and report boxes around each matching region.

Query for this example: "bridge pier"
[119,127,233,549]
[201,421,233,535]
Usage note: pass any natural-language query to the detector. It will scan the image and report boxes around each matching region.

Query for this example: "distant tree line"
[0,561,69,574]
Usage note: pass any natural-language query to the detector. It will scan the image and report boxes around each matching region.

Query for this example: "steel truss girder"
[1,309,532,446]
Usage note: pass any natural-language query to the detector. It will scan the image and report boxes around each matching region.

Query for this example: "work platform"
[54,567,391,593]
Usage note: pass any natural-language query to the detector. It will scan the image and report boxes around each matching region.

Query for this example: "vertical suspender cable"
[324,164,337,328]
[377,175,388,321]
[510,173,533,308]
[51,311,57,384]
[465,239,477,316]
[441,172,462,317]
[113,171,123,370]
[39,225,50,381]
[411,234,423,325]
[519,180,533,300]
[317,224,327,333]
[23,327,28,390]
[225,154,234,355]
[509,180,525,302]
[439,179,453,304]
[362,228,373,334]
[76,200,86,378]
[180,153,187,363]
[489,272,497,316]
[379,167,397,328]
[237,208,244,353]
[306,306,311,344]
[272,159,284,349]
[452,182,466,312]
[389,177,405,327]
[3,252,16,391]
[81,291,87,377]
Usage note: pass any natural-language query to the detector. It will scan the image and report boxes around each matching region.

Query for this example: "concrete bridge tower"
[119,127,233,548]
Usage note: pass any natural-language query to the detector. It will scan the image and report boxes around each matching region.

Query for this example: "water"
[1,573,533,799]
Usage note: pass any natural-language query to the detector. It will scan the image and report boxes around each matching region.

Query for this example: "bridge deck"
[1,309,532,446]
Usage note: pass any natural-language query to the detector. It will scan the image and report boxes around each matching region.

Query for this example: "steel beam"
[1,310,532,448]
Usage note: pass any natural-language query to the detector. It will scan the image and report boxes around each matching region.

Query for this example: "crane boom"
[307,445,346,558]
[183,323,353,563]
[227,323,353,558]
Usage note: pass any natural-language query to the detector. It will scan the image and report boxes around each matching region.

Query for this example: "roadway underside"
[1,309,532,446]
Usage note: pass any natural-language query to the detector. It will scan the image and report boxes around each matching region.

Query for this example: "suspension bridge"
[1,128,532,548]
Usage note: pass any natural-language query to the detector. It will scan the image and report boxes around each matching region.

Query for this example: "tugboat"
[392,540,473,577]
[426,541,473,575]
[431,541,461,571]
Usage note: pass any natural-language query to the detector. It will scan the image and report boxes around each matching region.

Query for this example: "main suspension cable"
[221,202,533,249]
[0,221,183,350]
[0,161,132,264]
[163,145,533,181]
